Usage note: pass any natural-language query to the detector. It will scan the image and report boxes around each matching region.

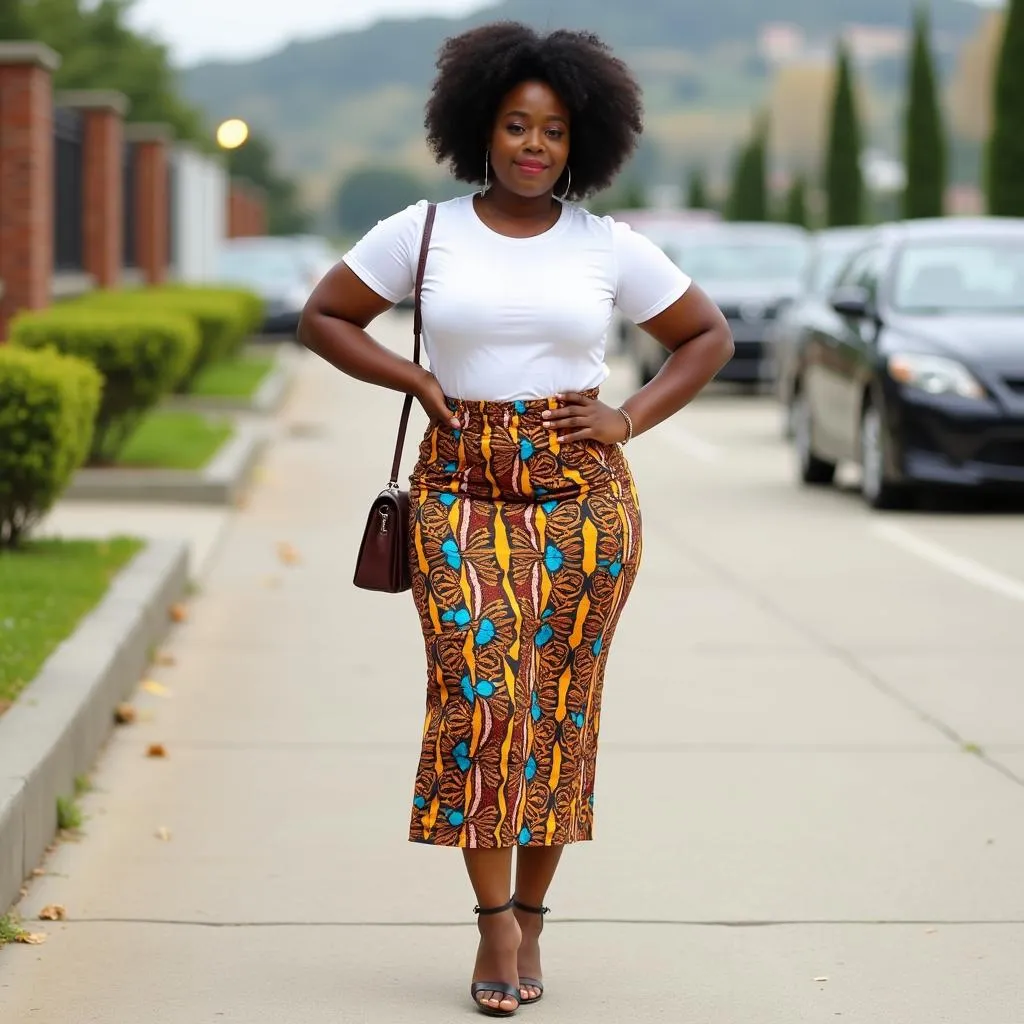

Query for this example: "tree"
[0,0,32,37]
[726,114,768,221]
[768,62,837,175]
[902,6,947,219]
[335,166,426,237]
[988,0,1024,215]
[783,175,810,227]
[686,166,710,210]
[823,41,865,226]
[948,9,1006,145]
[226,130,311,235]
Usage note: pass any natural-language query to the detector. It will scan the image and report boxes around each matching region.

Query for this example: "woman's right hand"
[414,368,460,429]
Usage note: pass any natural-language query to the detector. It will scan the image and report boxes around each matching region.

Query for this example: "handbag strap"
[389,202,437,487]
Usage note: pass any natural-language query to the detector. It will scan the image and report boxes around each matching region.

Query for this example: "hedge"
[0,347,102,549]
[72,286,262,389]
[10,308,199,464]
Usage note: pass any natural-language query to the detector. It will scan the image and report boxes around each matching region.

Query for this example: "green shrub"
[73,288,251,389]
[0,347,102,548]
[10,309,199,464]
[152,284,265,338]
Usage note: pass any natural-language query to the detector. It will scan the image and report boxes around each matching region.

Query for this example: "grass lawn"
[116,410,233,470]
[0,537,143,712]
[189,355,275,398]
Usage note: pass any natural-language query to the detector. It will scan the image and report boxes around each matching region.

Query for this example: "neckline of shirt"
[465,193,571,243]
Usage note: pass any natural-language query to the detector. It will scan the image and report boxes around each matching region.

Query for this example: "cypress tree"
[902,6,947,218]
[824,41,865,226]
[988,0,1024,214]
[686,166,709,209]
[783,175,809,227]
[727,115,768,221]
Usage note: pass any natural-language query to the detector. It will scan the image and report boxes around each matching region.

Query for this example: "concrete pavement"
[1,312,1022,1022]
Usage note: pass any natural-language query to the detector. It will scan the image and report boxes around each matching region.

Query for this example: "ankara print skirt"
[407,390,642,849]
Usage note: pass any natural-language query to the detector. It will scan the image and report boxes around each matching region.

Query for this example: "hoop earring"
[558,167,572,202]
[481,150,491,195]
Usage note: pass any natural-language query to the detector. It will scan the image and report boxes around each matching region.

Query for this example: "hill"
[178,0,984,213]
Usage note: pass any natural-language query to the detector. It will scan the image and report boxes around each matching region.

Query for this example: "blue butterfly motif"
[444,461,458,473]
[452,742,472,772]
[446,809,465,827]
[570,711,585,730]
[592,634,604,656]
[441,538,462,570]
[531,692,542,722]
[518,826,532,845]
[461,675,496,704]
[525,755,538,781]
[541,499,559,514]
[544,544,564,573]
[599,556,623,578]
[413,795,427,810]
[439,492,458,508]
[476,618,496,646]
[520,438,535,461]
[535,623,554,647]
[514,400,527,414]
[442,606,472,629]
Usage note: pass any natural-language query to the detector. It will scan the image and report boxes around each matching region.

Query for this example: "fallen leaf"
[39,905,66,921]
[146,743,168,759]
[276,542,302,566]
[31,868,46,878]
[114,703,137,725]
[155,826,172,841]
[155,652,177,667]
[814,977,829,983]
[17,932,47,945]
[141,680,171,698]
[169,603,189,623]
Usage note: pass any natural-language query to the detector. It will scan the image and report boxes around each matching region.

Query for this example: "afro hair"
[424,22,645,201]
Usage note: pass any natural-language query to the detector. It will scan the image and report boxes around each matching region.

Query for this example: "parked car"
[624,221,811,386]
[214,235,339,336]
[768,226,875,437]
[791,217,1024,508]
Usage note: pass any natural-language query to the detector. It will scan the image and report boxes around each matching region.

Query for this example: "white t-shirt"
[342,194,691,402]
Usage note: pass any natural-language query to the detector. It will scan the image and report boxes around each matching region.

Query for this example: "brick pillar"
[54,91,129,290]
[228,178,247,238]
[125,122,173,285]
[0,43,61,339]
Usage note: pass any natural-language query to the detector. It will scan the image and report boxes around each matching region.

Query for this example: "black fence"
[122,140,137,268]
[54,107,84,272]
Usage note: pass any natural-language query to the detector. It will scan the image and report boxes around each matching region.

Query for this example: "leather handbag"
[352,202,437,593]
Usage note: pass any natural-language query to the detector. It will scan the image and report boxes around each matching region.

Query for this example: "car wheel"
[793,390,836,485]
[860,404,910,510]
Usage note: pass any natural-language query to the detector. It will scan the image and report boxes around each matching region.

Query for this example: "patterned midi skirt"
[407,390,642,849]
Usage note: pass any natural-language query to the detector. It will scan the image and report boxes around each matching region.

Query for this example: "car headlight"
[887,353,986,400]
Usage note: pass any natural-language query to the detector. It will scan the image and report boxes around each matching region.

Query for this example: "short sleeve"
[341,200,429,303]
[611,220,692,324]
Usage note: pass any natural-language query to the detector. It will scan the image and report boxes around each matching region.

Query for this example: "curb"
[163,348,298,416]
[0,539,188,913]
[64,423,269,506]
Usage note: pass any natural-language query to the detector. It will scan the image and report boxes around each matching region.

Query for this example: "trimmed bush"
[0,347,102,549]
[72,287,256,388]
[152,285,265,338]
[10,308,199,464]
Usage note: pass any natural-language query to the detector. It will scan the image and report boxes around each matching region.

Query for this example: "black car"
[791,217,1024,508]
[627,222,810,386]
[768,226,874,437]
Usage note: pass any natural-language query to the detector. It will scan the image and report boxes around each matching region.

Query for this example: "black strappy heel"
[512,898,550,1005]
[471,899,521,1018]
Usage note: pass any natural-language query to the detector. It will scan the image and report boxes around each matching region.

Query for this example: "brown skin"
[298,78,732,1015]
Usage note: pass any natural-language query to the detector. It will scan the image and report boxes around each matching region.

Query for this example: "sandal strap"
[512,897,550,916]
[474,898,515,917]
[472,981,521,1000]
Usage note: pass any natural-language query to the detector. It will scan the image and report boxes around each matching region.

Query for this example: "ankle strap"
[474,898,514,916]
[512,898,550,916]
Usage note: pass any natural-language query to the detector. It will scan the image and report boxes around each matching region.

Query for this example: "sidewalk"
[1,315,1021,1023]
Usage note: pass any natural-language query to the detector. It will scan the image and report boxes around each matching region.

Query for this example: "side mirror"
[830,285,872,318]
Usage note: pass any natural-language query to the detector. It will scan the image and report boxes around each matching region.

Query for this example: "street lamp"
[216,118,249,150]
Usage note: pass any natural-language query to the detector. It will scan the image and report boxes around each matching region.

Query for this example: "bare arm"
[621,283,734,437]
[296,263,458,427]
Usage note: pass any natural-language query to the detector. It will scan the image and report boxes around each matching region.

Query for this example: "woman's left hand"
[542,392,629,444]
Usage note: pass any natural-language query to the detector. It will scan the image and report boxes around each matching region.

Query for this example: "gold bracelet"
[617,407,634,445]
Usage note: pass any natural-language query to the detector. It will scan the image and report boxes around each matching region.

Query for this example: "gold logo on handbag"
[352,203,437,593]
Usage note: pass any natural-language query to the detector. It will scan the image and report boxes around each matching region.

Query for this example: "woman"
[299,22,733,1017]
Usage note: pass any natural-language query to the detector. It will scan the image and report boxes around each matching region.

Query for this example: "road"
[1,311,1022,1022]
